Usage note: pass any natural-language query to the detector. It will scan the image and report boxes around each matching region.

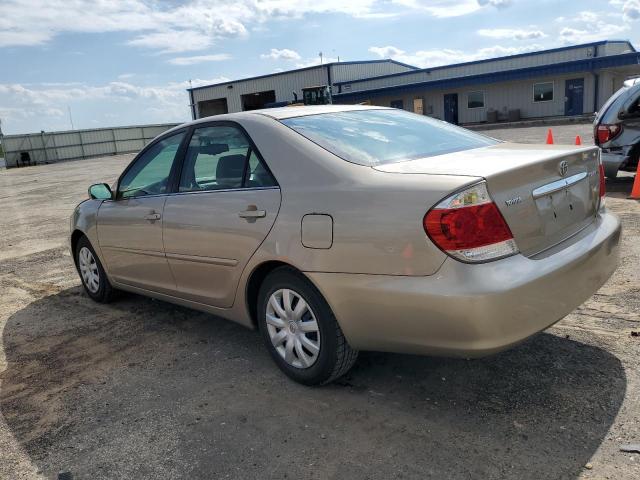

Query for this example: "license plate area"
[533,172,592,237]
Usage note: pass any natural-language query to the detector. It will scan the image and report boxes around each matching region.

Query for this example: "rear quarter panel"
[237,114,477,277]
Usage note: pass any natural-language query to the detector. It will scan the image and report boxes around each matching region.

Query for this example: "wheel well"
[245,261,298,328]
[70,230,85,262]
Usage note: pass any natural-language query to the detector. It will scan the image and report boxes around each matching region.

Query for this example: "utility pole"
[0,118,4,161]
[67,105,75,130]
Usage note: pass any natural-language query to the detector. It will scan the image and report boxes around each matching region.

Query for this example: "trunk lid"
[373,143,601,256]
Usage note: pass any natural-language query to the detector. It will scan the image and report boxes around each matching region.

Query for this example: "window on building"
[533,82,554,102]
[467,91,485,109]
[390,99,404,109]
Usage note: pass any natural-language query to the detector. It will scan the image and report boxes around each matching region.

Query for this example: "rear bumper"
[307,211,621,357]
[601,151,628,177]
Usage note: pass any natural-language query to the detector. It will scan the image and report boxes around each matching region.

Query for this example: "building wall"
[192,66,329,117]
[362,73,598,123]
[330,61,414,83]
[338,42,632,94]
[191,61,416,118]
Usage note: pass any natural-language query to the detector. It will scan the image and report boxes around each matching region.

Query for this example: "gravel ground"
[0,125,639,480]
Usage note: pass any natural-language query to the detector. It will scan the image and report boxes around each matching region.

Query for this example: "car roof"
[251,104,391,120]
[163,104,393,137]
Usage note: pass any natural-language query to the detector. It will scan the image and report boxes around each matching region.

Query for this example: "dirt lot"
[1,125,639,480]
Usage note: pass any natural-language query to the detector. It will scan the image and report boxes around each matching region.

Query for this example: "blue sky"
[1,0,639,134]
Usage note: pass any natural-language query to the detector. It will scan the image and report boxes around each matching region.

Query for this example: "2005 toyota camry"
[71,105,621,385]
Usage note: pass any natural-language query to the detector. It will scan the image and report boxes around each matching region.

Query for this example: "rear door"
[162,122,281,308]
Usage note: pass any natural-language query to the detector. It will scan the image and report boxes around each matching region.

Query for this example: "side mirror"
[88,183,113,200]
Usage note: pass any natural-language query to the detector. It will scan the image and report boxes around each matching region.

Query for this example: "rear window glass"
[596,86,629,122]
[280,109,497,166]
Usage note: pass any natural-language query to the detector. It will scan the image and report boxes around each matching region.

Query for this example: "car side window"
[179,125,276,192]
[244,150,277,188]
[119,132,185,199]
[628,96,640,115]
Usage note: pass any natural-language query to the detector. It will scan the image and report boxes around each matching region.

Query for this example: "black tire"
[257,267,358,385]
[75,235,116,303]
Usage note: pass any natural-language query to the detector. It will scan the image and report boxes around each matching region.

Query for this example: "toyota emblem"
[558,160,569,177]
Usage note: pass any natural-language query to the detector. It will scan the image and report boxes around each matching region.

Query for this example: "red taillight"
[599,163,606,198]
[424,182,518,263]
[596,124,621,145]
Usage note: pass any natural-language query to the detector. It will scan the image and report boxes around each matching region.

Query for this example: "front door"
[163,124,281,308]
[97,130,186,293]
[444,93,459,124]
[565,78,584,116]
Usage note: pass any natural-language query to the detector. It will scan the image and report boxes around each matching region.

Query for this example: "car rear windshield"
[595,86,630,123]
[280,109,498,166]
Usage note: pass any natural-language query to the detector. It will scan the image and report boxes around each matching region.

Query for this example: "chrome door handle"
[238,208,266,219]
[144,213,161,221]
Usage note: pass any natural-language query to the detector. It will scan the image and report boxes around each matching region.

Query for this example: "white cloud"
[295,56,340,68]
[392,0,511,18]
[558,23,628,44]
[477,28,546,40]
[392,0,480,17]
[0,0,516,51]
[127,30,216,54]
[477,0,512,7]
[260,48,302,61]
[368,44,542,68]
[168,54,231,66]
[621,0,640,21]
[0,76,229,134]
[0,0,374,50]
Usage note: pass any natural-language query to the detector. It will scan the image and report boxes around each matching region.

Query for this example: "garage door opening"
[198,98,229,118]
[241,90,276,111]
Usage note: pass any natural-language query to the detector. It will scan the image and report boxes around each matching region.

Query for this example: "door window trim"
[114,127,190,200]
[173,120,279,196]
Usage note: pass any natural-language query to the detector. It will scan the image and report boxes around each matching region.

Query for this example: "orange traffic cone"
[630,162,640,200]
[546,128,554,144]
[575,135,582,145]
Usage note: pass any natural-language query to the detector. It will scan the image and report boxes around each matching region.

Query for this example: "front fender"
[70,199,108,271]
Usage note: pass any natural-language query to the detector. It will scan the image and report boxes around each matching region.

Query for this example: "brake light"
[424,182,518,263]
[595,124,621,145]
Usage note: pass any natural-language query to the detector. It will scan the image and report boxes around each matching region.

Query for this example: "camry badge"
[558,160,569,177]
[505,196,522,206]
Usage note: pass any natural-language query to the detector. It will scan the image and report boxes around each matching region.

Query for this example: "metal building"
[188,60,417,118]
[334,40,640,124]
[189,40,640,125]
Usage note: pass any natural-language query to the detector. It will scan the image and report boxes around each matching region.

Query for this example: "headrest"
[197,143,228,156]
[216,155,245,186]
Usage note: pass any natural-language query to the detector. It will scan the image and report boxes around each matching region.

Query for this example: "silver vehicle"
[71,105,620,385]
[594,81,640,178]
